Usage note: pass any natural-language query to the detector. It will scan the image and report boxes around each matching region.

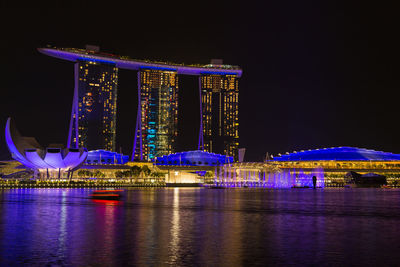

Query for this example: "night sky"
[1,3,399,161]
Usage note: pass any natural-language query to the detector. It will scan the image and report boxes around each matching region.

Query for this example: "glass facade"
[155,150,233,166]
[272,147,400,161]
[40,47,243,160]
[85,150,129,165]
[71,60,118,151]
[200,74,239,161]
[271,147,400,186]
[134,69,178,161]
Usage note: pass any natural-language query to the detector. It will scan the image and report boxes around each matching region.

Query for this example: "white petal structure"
[63,149,84,169]
[44,149,67,169]
[5,118,87,177]
[25,149,55,169]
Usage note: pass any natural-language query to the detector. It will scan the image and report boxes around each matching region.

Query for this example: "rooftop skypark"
[38,46,243,75]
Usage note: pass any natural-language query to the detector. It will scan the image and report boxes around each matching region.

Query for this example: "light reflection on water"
[57,191,67,263]
[169,188,180,265]
[1,188,400,266]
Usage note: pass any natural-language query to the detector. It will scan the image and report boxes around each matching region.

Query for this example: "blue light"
[77,57,116,65]
[85,150,129,165]
[140,66,177,72]
[272,146,400,161]
[155,150,233,166]
[200,71,238,76]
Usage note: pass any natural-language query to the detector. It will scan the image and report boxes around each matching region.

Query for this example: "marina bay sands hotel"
[39,45,242,161]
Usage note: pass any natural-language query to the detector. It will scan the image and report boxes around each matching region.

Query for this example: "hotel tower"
[72,59,118,151]
[39,46,242,161]
[200,70,239,161]
[133,69,179,161]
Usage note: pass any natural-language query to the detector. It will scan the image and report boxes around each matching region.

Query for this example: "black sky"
[1,2,399,161]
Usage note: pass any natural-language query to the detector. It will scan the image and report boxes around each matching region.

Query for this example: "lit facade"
[85,150,129,165]
[205,147,400,188]
[71,60,118,151]
[200,74,239,161]
[272,147,400,185]
[155,150,234,185]
[155,150,233,166]
[133,69,178,161]
[5,118,88,179]
[38,47,243,161]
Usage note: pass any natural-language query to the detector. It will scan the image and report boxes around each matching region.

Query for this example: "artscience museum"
[5,118,88,179]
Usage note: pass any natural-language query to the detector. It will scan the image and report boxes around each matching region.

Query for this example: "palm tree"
[141,165,152,177]
[130,165,142,183]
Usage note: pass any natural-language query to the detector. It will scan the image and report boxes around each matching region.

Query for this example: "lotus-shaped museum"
[5,118,88,179]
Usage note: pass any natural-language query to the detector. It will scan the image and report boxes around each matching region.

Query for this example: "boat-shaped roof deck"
[38,47,242,77]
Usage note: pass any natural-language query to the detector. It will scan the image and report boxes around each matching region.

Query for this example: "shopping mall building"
[271,146,400,186]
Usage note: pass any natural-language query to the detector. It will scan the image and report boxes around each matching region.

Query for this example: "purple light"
[25,150,54,169]
[67,63,80,148]
[63,150,82,168]
[198,76,204,150]
[213,166,325,189]
[44,150,67,169]
[5,118,88,171]
[5,118,36,169]
[38,48,243,77]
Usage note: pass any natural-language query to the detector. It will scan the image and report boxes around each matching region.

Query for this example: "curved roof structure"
[86,149,129,165]
[38,47,243,77]
[155,150,233,166]
[5,118,87,171]
[272,147,400,161]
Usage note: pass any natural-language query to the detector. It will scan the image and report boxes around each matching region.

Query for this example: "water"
[1,188,400,266]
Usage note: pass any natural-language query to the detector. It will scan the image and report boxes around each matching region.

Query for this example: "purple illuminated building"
[5,118,88,179]
[38,46,242,161]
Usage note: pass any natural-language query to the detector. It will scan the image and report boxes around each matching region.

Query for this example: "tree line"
[115,165,165,178]
[77,165,165,179]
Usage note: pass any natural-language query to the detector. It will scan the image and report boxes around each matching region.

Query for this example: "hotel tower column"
[132,71,143,161]
[198,76,204,150]
[67,62,79,148]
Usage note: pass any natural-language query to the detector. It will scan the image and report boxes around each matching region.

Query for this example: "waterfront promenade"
[0,180,165,188]
[0,179,386,188]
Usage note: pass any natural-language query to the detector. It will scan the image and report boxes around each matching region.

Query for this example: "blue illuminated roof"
[155,150,233,166]
[272,147,400,161]
[86,150,129,165]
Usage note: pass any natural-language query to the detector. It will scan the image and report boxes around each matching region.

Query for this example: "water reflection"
[168,188,180,264]
[57,191,67,262]
[91,199,122,206]
[95,197,117,265]
[1,188,400,266]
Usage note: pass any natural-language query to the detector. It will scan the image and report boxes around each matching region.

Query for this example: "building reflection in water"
[131,188,157,265]
[91,196,121,266]
[195,190,244,266]
[169,188,180,264]
[144,189,156,264]
[2,188,399,266]
[56,191,67,262]
[220,193,243,266]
